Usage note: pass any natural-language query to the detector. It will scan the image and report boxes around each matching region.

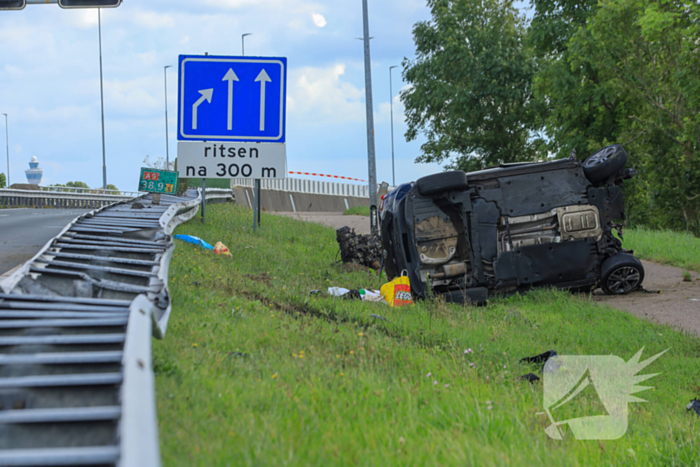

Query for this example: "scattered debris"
[174,234,214,250]
[687,399,700,416]
[521,373,540,383]
[360,289,384,302]
[327,287,386,303]
[214,241,232,257]
[131,202,145,210]
[336,226,382,271]
[370,314,386,321]
[380,274,414,307]
[328,287,351,297]
[519,350,558,366]
[342,289,362,301]
[226,352,250,359]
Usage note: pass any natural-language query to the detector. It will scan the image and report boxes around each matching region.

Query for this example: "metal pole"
[202,52,208,220]
[242,33,251,56]
[2,114,8,187]
[362,0,378,233]
[98,9,107,190]
[201,179,206,223]
[164,65,172,171]
[242,33,261,230]
[389,65,398,187]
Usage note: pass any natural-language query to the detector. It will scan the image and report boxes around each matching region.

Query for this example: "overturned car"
[380,145,643,305]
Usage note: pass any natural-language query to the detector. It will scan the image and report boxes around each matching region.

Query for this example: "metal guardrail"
[0,188,137,209]
[40,186,142,197]
[231,177,369,198]
[0,188,233,466]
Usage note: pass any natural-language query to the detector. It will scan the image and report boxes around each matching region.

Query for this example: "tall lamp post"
[361,0,378,233]
[164,65,172,170]
[98,8,107,190]
[2,113,8,187]
[389,65,398,187]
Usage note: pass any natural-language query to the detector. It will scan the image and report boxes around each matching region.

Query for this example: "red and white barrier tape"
[288,171,367,183]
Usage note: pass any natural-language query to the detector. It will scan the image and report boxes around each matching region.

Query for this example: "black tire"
[441,287,488,306]
[416,171,469,196]
[600,253,644,295]
[582,144,628,183]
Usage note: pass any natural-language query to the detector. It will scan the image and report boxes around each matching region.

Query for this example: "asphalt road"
[0,208,90,275]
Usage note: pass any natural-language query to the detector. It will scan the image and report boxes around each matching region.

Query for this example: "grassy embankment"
[625,227,700,273]
[343,205,371,216]
[155,204,700,466]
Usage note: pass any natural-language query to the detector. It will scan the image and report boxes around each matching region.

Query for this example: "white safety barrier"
[231,177,369,198]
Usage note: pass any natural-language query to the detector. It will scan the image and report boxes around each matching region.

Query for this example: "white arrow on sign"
[192,89,214,130]
[255,69,272,132]
[222,69,239,131]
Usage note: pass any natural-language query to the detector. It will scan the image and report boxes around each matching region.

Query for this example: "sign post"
[176,54,287,230]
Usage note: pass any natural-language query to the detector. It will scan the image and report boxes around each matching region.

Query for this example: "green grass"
[156,204,700,466]
[343,205,370,216]
[625,227,700,272]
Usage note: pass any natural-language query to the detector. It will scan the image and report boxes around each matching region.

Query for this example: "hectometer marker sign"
[177,55,287,142]
[138,168,178,194]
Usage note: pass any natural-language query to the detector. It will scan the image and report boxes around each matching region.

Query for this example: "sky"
[0,0,448,191]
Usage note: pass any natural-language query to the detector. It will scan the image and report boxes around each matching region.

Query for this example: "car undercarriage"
[380,145,643,305]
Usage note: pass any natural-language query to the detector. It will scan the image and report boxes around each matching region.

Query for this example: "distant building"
[25,156,44,185]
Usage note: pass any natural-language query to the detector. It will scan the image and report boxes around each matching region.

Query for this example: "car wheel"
[582,144,628,183]
[600,253,644,295]
[416,171,469,197]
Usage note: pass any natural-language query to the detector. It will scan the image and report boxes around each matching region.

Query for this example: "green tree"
[530,0,700,233]
[583,0,700,232]
[528,0,627,159]
[66,181,90,189]
[0,173,6,189]
[402,0,545,172]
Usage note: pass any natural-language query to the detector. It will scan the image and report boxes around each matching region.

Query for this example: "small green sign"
[139,168,179,194]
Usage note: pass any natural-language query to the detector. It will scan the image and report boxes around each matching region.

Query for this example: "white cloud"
[377,93,405,124]
[138,51,157,66]
[1,65,23,79]
[312,13,327,28]
[132,11,175,29]
[104,77,161,116]
[288,64,365,125]
[69,10,99,29]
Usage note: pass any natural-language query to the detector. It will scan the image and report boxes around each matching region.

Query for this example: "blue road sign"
[178,55,287,143]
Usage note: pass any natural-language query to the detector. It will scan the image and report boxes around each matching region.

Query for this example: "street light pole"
[2,114,8,187]
[164,65,172,170]
[361,0,378,233]
[98,8,107,190]
[389,65,398,187]
[242,33,252,56]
